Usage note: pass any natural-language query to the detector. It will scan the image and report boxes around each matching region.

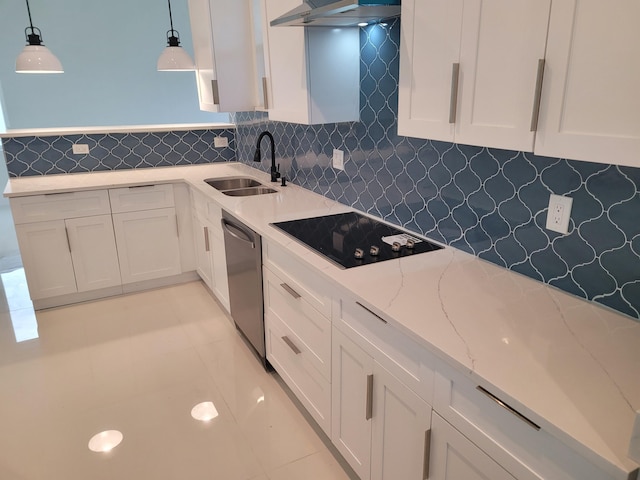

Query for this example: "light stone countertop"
[4,162,640,478]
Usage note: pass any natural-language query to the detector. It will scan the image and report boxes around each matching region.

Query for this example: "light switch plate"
[629,410,640,463]
[333,149,344,170]
[546,194,573,234]
[72,144,90,155]
[214,136,229,148]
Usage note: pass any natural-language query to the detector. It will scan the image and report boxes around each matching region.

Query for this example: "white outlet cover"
[214,136,229,148]
[545,194,573,234]
[72,144,90,155]
[333,149,344,170]
[629,410,640,464]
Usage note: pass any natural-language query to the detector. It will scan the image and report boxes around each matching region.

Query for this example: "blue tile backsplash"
[234,20,640,320]
[2,129,236,177]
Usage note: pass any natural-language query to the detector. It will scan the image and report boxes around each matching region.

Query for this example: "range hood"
[270,0,401,27]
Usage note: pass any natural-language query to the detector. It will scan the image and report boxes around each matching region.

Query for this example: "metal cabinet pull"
[262,77,269,109]
[356,301,387,324]
[530,59,546,132]
[175,216,179,238]
[281,335,301,355]
[128,184,155,189]
[423,428,432,479]
[211,79,220,105]
[280,283,301,299]
[476,386,541,431]
[203,226,210,252]
[449,63,460,124]
[365,374,374,420]
[64,226,72,253]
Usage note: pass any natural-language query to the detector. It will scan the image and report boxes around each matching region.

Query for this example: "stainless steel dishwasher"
[221,210,267,367]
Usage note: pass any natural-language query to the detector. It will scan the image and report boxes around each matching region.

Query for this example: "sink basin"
[205,177,262,190]
[223,186,277,197]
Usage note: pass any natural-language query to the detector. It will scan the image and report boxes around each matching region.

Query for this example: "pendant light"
[157,0,195,71]
[16,0,63,73]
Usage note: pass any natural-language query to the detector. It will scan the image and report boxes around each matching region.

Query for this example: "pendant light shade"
[16,1,63,74]
[158,0,194,71]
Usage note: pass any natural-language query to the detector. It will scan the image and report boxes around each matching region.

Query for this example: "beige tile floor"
[0,271,354,480]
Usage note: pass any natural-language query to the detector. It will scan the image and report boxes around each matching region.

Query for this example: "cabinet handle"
[356,301,387,324]
[211,79,220,105]
[281,335,301,355]
[262,77,269,109]
[449,63,460,124]
[280,283,301,299]
[530,59,546,132]
[476,386,541,431]
[365,374,374,420]
[64,226,72,253]
[204,226,210,252]
[175,216,179,238]
[128,184,155,189]
[423,428,432,479]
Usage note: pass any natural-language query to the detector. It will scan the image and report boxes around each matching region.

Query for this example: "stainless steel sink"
[223,186,277,197]
[205,177,262,190]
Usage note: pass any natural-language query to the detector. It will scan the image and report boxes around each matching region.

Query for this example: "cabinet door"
[371,362,432,480]
[455,0,551,151]
[193,216,214,291]
[398,0,463,142]
[261,0,359,124]
[332,327,374,480]
[15,220,77,299]
[535,0,640,167]
[112,208,181,284]
[430,413,516,480]
[65,215,121,292]
[208,224,229,312]
[173,183,196,273]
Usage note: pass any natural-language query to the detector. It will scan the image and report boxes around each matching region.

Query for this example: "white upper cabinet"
[188,0,259,112]
[534,0,640,167]
[398,0,551,152]
[260,0,360,125]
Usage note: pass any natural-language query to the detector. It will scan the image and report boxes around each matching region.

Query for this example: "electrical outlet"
[214,136,229,148]
[629,411,640,463]
[332,149,344,171]
[545,194,573,234]
[72,144,89,155]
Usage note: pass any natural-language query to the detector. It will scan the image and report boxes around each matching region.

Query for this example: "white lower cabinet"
[430,412,516,480]
[332,326,433,480]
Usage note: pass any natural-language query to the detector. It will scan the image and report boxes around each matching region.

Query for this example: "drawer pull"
[204,226,210,252]
[365,374,374,420]
[64,226,72,253]
[423,428,431,479]
[280,283,301,299]
[476,386,541,431]
[281,335,301,355]
[530,58,545,131]
[128,184,156,189]
[356,301,387,324]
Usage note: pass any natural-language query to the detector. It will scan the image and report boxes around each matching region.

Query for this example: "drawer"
[109,184,175,213]
[336,297,435,405]
[434,362,622,480]
[266,312,331,435]
[264,266,331,381]
[263,240,332,318]
[10,190,110,224]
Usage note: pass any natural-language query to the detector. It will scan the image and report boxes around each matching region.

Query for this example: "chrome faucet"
[253,131,280,183]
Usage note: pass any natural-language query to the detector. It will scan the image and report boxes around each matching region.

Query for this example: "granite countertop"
[4,162,640,478]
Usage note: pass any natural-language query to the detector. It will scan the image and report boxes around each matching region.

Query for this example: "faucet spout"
[253,131,280,183]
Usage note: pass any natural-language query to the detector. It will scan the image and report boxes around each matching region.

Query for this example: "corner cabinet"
[259,0,360,124]
[534,0,640,167]
[187,0,260,112]
[398,0,551,152]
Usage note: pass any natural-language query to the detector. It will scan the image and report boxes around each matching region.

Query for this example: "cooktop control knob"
[405,238,415,249]
[354,248,364,259]
[391,241,401,252]
[370,245,380,256]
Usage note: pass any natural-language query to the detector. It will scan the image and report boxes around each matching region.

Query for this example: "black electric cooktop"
[272,212,443,269]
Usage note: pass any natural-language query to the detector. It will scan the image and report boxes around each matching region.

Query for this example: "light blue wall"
[0,0,229,129]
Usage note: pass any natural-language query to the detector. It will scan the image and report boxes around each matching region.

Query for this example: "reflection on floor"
[0,275,353,480]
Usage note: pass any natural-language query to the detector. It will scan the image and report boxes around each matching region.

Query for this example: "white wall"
[0,0,229,129]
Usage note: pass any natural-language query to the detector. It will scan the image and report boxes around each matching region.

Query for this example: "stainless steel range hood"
[270,0,401,27]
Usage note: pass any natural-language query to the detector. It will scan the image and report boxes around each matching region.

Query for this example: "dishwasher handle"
[221,218,256,249]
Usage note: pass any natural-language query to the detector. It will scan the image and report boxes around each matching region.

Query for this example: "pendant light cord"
[167,0,175,35]
[25,0,35,32]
